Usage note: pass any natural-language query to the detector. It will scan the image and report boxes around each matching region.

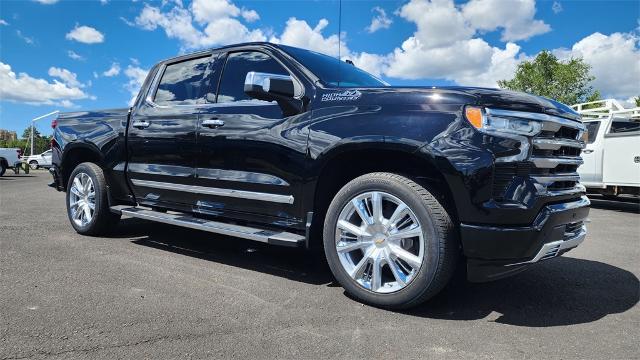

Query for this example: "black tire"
[0,161,5,177]
[323,172,457,309]
[66,162,120,235]
[29,161,39,170]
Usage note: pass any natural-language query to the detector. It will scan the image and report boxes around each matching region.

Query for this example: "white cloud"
[132,0,264,50]
[350,52,389,78]
[67,50,84,61]
[33,0,58,4]
[0,62,89,107]
[554,32,640,100]
[124,64,149,104]
[359,0,550,86]
[271,18,345,57]
[552,1,563,14]
[462,0,551,42]
[366,7,392,33]
[48,67,84,88]
[66,25,105,44]
[100,0,108,4]
[0,19,8,26]
[16,30,35,44]
[103,62,121,77]
[241,9,259,22]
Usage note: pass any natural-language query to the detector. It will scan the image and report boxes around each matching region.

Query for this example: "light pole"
[29,110,59,156]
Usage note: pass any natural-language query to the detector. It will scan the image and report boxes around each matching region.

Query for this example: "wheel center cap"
[373,234,386,246]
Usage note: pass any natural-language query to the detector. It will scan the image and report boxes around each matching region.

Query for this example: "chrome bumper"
[506,225,586,266]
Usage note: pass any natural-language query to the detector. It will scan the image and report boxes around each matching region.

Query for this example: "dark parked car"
[49,42,589,308]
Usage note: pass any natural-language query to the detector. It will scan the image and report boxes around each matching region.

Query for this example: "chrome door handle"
[132,121,150,129]
[582,149,594,154]
[202,119,225,128]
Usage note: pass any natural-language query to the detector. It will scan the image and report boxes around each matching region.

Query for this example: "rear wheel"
[29,161,39,170]
[323,172,457,309]
[0,161,5,177]
[66,162,120,235]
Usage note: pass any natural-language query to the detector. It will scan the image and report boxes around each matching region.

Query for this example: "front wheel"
[323,172,457,309]
[29,161,39,170]
[66,162,120,235]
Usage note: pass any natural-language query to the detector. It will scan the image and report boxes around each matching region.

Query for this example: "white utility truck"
[0,148,23,176]
[572,99,640,197]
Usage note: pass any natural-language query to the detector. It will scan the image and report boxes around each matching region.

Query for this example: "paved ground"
[1,171,638,359]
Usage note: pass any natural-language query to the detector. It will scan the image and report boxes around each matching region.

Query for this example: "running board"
[110,206,305,247]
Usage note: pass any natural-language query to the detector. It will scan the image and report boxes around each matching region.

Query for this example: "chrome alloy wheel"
[68,172,96,227]
[335,191,425,293]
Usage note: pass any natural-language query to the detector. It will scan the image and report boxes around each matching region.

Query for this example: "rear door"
[194,50,308,228]
[602,118,640,185]
[127,54,213,208]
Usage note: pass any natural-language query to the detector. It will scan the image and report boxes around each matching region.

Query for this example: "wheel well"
[60,147,102,190]
[0,157,7,167]
[309,149,457,248]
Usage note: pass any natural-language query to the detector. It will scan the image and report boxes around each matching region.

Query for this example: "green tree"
[22,127,42,140]
[635,96,640,107]
[498,51,599,105]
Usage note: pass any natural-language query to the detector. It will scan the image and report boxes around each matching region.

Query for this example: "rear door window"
[609,119,640,134]
[154,56,211,105]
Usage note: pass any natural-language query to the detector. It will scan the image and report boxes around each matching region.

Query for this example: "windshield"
[279,45,387,88]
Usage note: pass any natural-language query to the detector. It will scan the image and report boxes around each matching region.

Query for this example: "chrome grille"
[488,108,586,199]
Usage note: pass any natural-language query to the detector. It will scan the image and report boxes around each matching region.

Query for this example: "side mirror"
[244,72,295,101]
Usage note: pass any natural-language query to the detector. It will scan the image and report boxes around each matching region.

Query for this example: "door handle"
[202,118,225,128]
[582,149,594,154]
[132,120,150,129]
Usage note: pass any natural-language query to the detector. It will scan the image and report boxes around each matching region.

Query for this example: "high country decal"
[321,90,362,102]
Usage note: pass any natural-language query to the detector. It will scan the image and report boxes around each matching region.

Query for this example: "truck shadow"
[587,196,640,214]
[119,218,639,328]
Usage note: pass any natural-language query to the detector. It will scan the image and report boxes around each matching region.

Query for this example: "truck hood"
[317,86,581,121]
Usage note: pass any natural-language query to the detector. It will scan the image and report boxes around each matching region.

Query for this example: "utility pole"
[29,110,59,156]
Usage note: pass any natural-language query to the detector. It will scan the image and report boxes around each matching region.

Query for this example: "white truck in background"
[573,99,640,198]
[0,148,23,177]
[24,149,53,169]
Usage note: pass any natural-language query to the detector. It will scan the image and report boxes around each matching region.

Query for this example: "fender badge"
[321,90,362,102]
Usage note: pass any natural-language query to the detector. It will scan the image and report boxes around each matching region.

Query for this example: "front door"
[195,50,308,229]
[579,120,601,185]
[127,55,212,208]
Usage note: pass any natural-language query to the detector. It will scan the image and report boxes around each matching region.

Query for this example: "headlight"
[465,106,543,136]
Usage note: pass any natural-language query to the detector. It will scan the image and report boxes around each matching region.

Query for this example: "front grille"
[489,108,586,199]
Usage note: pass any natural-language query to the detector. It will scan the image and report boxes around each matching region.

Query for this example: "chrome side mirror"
[244,72,295,101]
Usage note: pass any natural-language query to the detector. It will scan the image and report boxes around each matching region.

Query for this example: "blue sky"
[1,0,639,136]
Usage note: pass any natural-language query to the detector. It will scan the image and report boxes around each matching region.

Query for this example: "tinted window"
[154,56,210,105]
[217,51,288,103]
[585,121,600,144]
[609,120,640,134]
[280,45,387,87]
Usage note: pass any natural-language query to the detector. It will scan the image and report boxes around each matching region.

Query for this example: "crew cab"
[50,42,590,308]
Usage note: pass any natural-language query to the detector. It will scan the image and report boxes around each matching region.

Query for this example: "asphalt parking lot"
[1,171,638,359]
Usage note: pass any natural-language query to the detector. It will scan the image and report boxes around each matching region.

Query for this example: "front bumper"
[462,196,590,282]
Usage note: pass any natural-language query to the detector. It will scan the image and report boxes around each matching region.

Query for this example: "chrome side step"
[110,206,305,247]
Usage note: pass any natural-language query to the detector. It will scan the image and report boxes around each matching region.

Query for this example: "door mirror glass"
[244,71,295,101]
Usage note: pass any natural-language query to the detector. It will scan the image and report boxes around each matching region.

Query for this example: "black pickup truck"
[50,42,589,308]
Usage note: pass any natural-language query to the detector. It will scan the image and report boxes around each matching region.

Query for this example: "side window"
[154,56,210,105]
[609,120,640,134]
[585,121,600,144]
[217,51,289,103]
